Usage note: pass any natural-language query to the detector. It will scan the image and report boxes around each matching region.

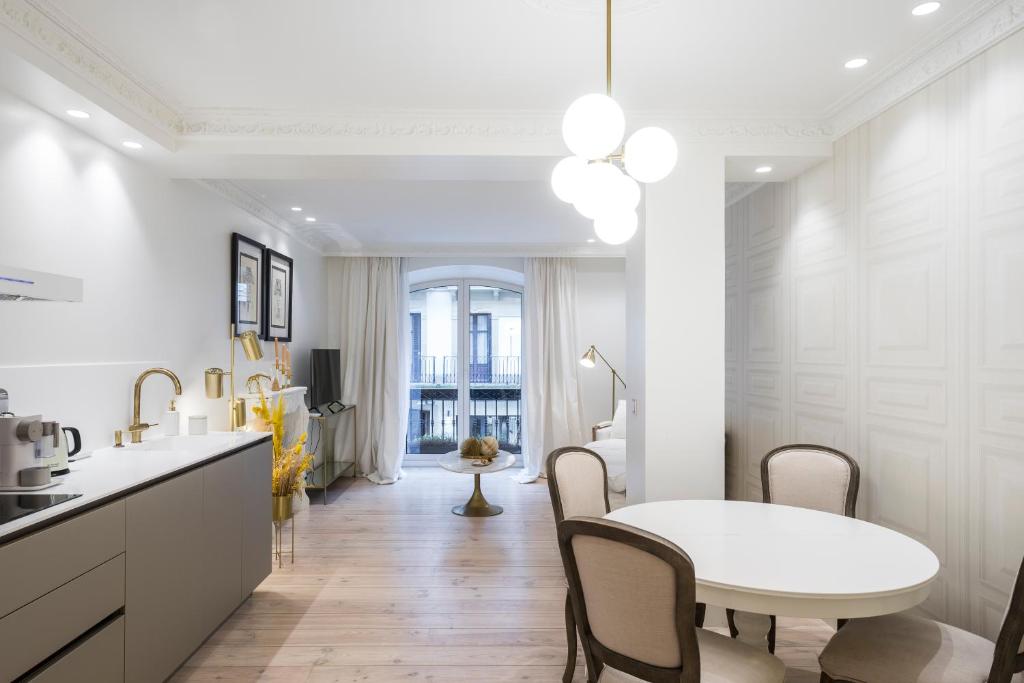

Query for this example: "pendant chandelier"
[551,0,677,245]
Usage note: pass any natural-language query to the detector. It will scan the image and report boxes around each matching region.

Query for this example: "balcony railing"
[411,355,521,385]
[407,386,522,454]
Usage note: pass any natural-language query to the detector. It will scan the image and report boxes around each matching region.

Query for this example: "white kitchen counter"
[0,431,271,543]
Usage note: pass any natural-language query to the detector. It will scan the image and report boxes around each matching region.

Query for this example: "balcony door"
[407,280,522,462]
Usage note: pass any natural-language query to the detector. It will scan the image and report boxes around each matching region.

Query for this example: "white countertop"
[0,431,270,543]
[606,499,941,618]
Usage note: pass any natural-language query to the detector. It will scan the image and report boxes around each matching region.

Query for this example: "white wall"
[0,87,327,451]
[725,27,1024,639]
[629,147,726,503]
[576,259,626,434]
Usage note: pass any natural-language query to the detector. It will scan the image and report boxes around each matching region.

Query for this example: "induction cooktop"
[0,493,83,525]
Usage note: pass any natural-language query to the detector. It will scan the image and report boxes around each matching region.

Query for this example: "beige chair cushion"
[819,613,995,683]
[554,450,607,519]
[767,449,851,515]
[596,629,784,683]
[573,535,680,668]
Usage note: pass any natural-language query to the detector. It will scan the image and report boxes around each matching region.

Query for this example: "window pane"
[469,286,522,454]
[407,286,458,454]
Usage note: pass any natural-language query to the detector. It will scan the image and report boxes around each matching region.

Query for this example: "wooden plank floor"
[173,468,833,682]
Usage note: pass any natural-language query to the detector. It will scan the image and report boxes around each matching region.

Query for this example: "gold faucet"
[129,368,183,444]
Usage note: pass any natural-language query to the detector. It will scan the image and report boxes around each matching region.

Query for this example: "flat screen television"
[309,348,343,413]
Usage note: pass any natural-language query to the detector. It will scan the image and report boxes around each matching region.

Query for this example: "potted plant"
[252,390,311,522]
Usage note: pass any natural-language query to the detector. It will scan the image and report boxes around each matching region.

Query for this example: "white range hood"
[0,265,82,302]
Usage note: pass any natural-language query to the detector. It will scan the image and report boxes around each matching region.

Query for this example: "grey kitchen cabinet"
[124,440,272,682]
[0,437,271,683]
[0,555,125,681]
[241,440,273,597]
[27,615,126,683]
[125,467,205,683]
[200,451,244,635]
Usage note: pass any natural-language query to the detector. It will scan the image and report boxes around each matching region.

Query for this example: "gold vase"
[272,495,293,523]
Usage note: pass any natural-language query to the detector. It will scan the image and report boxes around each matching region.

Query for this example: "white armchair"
[585,400,628,493]
[592,420,614,441]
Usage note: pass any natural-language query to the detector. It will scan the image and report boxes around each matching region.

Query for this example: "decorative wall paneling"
[724,27,1024,638]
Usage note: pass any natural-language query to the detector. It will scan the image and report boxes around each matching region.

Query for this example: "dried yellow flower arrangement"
[252,390,312,497]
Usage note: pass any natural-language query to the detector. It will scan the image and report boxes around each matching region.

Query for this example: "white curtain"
[520,257,586,483]
[326,257,409,484]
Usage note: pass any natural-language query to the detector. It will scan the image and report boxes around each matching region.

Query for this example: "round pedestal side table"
[437,451,516,517]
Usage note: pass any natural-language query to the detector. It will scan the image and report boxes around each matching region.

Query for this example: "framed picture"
[263,248,294,342]
[231,233,265,338]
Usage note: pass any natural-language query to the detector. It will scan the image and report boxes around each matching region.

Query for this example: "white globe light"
[624,126,678,183]
[562,93,625,160]
[573,162,622,220]
[612,173,641,211]
[551,156,587,204]
[594,210,639,245]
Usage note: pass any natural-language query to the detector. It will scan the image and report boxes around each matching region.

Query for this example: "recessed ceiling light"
[755,165,773,174]
[121,140,142,150]
[66,109,90,119]
[912,2,941,16]
[587,238,596,243]
[290,206,302,212]
[844,58,869,70]
[305,216,316,223]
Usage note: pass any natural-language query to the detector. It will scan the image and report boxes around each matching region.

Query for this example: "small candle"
[274,338,280,367]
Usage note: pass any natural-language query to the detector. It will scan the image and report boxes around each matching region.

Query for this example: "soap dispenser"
[164,400,180,436]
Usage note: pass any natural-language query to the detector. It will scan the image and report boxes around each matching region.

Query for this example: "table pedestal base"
[452,473,503,517]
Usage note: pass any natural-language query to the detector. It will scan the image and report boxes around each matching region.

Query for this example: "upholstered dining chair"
[818,553,1024,683]
[547,447,615,683]
[557,516,786,683]
[547,448,711,681]
[727,444,861,653]
[547,447,613,682]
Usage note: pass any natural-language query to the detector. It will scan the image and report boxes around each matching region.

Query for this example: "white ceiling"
[45,0,975,117]
[4,0,1008,254]
[232,177,594,253]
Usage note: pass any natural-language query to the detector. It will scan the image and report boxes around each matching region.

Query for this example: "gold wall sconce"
[205,324,264,431]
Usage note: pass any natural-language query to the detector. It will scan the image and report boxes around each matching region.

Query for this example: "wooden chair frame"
[547,446,611,683]
[821,553,1024,683]
[729,444,860,653]
[557,517,703,683]
[547,447,707,681]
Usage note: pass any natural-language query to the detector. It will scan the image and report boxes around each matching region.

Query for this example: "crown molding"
[0,0,181,142]
[681,119,834,141]
[180,107,562,143]
[197,179,351,253]
[827,0,1024,136]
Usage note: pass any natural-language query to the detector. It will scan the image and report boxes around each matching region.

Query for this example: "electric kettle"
[47,427,79,476]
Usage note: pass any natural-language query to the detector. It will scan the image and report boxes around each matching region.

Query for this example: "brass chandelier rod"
[606,0,613,96]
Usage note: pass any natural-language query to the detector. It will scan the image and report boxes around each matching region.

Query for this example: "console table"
[306,404,356,504]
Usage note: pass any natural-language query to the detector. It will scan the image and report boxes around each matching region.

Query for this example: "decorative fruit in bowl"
[459,437,483,459]
[480,436,499,458]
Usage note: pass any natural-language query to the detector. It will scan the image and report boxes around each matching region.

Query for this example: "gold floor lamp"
[579,345,626,416]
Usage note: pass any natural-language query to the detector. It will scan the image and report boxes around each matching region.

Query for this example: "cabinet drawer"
[0,500,125,617]
[0,554,125,681]
[27,615,125,683]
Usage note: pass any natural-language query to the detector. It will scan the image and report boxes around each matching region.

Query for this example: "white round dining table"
[605,500,940,619]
